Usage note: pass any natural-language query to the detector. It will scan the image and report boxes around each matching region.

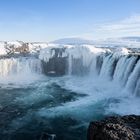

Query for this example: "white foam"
[106,96,140,115]
[1,45,139,129]
[0,57,44,88]
[37,75,129,120]
[38,45,140,118]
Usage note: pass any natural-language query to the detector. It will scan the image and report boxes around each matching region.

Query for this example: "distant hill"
[50,38,94,45]
[120,37,140,42]
[50,37,140,48]
[92,37,140,48]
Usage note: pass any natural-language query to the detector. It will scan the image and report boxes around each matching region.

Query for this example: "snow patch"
[113,47,130,58]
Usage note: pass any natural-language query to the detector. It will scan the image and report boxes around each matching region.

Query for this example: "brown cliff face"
[87,115,140,140]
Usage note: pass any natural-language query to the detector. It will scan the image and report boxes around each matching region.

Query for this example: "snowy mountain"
[50,38,94,45]
[50,37,140,48]
[121,37,140,42]
[92,37,140,48]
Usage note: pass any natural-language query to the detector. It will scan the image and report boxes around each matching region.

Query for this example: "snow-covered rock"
[0,42,7,55]
[7,41,23,48]
[113,47,130,58]
[0,41,49,56]
[116,47,130,55]
[39,44,107,63]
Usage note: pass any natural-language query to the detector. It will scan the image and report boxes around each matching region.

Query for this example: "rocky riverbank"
[87,115,140,140]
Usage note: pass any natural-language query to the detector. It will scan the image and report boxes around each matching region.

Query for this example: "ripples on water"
[0,74,140,140]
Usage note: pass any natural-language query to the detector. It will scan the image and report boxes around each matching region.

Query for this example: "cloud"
[95,14,140,39]
[72,14,140,40]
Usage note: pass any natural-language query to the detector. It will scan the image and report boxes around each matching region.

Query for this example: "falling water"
[0,57,42,77]
[0,46,140,140]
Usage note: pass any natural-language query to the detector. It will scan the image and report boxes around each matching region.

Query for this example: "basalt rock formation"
[87,115,140,140]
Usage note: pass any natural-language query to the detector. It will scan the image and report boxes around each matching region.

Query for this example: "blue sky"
[0,0,140,42]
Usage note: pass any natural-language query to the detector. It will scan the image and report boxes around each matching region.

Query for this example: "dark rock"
[87,115,140,140]
[42,57,68,76]
[39,132,56,140]
[42,48,68,76]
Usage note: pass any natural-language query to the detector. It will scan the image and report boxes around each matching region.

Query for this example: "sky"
[0,0,140,42]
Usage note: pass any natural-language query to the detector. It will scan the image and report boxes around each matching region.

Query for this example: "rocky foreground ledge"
[87,115,140,140]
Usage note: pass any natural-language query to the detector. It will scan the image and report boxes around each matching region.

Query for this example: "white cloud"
[75,14,140,40]
[95,14,140,39]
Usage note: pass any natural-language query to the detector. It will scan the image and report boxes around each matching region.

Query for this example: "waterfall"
[122,56,138,86]
[113,56,128,83]
[0,57,43,77]
[126,59,140,94]
[68,54,72,75]
[99,54,118,79]
[1,46,139,91]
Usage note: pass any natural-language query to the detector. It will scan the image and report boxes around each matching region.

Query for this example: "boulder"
[87,115,140,140]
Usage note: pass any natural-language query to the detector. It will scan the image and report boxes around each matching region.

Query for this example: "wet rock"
[42,57,68,76]
[0,105,3,110]
[87,115,140,140]
[41,48,68,76]
[39,132,56,140]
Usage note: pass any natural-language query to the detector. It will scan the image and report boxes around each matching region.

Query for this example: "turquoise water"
[0,75,137,140]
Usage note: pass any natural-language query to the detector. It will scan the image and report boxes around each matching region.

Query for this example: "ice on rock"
[0,41,50,56]
[39,44,109,66]
[113,47,130,58]
[0,42,7,55]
